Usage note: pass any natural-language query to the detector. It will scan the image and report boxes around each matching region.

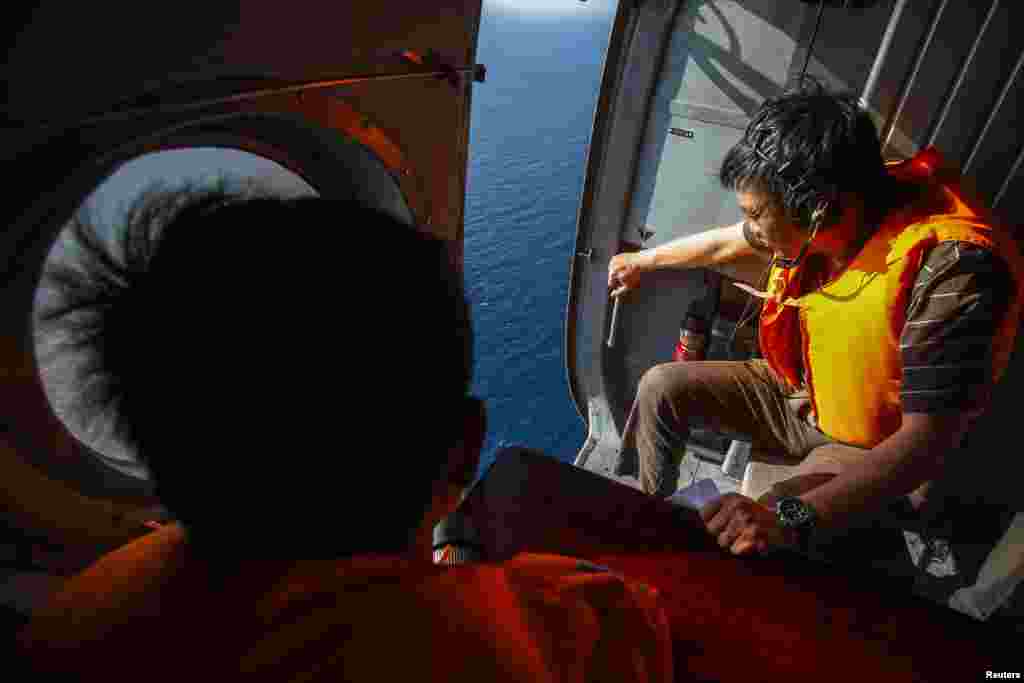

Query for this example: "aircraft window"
[32,147,318,479]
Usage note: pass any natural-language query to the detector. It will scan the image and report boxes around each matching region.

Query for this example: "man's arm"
[802,241,1012,533]
[798,411,971,533]
[702,409,972,555]
[609,220,771,296]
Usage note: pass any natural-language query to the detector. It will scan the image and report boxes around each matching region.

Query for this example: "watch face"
[779,498,811,526]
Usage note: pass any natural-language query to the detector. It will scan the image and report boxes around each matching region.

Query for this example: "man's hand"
[608,252,650,298]
[700,493,796,556]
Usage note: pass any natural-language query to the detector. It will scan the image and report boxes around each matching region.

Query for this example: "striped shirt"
[899,241,1011,413]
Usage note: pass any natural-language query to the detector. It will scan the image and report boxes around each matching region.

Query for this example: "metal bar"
[925,0,1001,149]
[607,296,623,348]
[861,0,911,113]
[964,49,1024,174]
[993,142,1024,210]
[69,69,478,129]
[882,0,950,155]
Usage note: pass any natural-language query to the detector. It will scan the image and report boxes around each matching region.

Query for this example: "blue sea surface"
[466,3,616,473]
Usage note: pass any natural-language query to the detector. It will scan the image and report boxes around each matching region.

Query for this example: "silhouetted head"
[40,187,484,559]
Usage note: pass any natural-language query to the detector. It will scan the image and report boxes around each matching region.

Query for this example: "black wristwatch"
[776,496,818,552]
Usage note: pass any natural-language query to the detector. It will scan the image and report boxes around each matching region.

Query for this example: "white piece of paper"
[666,477,722,511]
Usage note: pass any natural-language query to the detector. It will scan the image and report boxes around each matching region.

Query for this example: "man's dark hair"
[719,77,888,230]
[37,186,473,558]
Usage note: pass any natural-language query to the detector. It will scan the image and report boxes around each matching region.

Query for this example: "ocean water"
[466,3,616,473]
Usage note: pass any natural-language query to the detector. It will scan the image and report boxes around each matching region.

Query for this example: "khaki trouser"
[632,359,929,507]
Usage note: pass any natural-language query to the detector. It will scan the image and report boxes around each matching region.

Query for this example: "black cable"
[799,0,827,83]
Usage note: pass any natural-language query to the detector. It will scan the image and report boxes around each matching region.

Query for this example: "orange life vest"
[758,147,1024,448]
[17,523,673,683]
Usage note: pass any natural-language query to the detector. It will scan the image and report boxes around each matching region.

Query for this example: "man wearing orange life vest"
[608,79,1024,559]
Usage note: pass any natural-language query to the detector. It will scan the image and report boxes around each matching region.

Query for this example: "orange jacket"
[758,147,1024,447]
[17,523,673,682]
